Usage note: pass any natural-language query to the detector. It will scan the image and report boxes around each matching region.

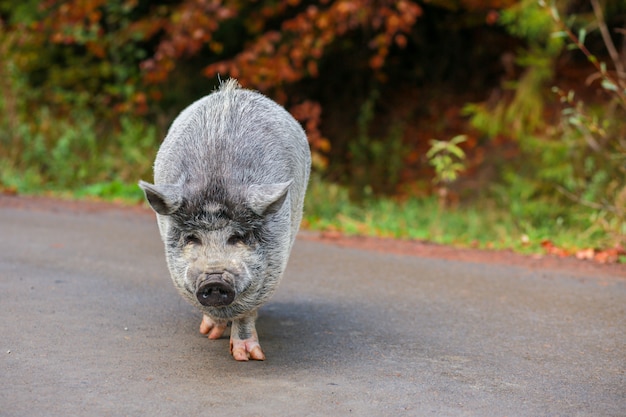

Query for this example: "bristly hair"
[171,180,264,235]
[218,78,241,92]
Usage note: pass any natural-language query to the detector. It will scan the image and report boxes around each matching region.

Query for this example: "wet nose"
[196,274,235,307]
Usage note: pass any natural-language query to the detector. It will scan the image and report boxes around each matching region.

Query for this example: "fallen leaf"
[575,248,595,260]
[594,249,619,264]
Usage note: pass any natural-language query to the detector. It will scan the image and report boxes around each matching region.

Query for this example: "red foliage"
[202,1,421,90]
[141,0,239,84]
[289,100,330,167]
[133,0,422,160]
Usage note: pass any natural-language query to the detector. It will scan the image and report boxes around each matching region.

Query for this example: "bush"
[0,45,159,193]
[464,0,626,248]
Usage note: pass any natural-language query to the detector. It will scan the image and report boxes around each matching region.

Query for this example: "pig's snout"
[196,274,236,307]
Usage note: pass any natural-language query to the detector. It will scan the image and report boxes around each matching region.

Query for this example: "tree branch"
[590,0,626,84]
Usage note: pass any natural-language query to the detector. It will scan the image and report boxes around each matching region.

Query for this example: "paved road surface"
[1,198,624,416]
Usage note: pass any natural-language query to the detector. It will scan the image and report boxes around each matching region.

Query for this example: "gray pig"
[139,79,311,361]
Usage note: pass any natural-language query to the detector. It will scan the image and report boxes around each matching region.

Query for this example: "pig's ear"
[247,180,293,216]
[138,180,183,215]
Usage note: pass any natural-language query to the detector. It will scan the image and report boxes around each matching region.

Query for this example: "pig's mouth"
[195,273,236,307]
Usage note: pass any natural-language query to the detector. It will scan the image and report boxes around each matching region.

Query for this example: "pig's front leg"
[230,312,265,361]
[199,314,228,339]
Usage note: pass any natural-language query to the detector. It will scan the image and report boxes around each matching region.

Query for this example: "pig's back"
[156,80,309,187]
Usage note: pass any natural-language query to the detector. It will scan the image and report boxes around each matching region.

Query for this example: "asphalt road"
[1,198,624,416]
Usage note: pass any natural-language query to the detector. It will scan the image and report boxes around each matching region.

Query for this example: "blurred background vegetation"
[0,0,624,260]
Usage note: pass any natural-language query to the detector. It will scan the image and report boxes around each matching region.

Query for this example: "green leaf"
[578,28,586,45]
[448,146,466,159]
[426,140,446,157]
[568,116,582,126]
[601,79,618,92]
[550,5,560,20]
[450,134,467,145]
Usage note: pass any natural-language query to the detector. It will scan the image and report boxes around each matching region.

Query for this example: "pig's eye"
[184,233,202,246]
[227,232,250,246]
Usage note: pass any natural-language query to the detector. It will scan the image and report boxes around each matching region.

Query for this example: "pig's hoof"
[230,338,266,361]
[199,315,227,339]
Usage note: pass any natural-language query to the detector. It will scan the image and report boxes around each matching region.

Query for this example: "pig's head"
[139,179,292,319]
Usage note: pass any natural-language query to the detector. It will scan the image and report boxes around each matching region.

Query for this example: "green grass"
[74,180,146,203]
[303,175,618,256]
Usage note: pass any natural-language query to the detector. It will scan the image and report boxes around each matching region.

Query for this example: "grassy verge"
[303,175,621,259]
[4,174,621,262]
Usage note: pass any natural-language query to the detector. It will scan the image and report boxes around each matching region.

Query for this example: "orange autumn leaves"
[541,240,625,264]
[140,0,421,163]
[134,0,422,89]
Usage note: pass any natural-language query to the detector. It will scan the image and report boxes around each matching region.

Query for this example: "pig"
[139,79,311,361]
